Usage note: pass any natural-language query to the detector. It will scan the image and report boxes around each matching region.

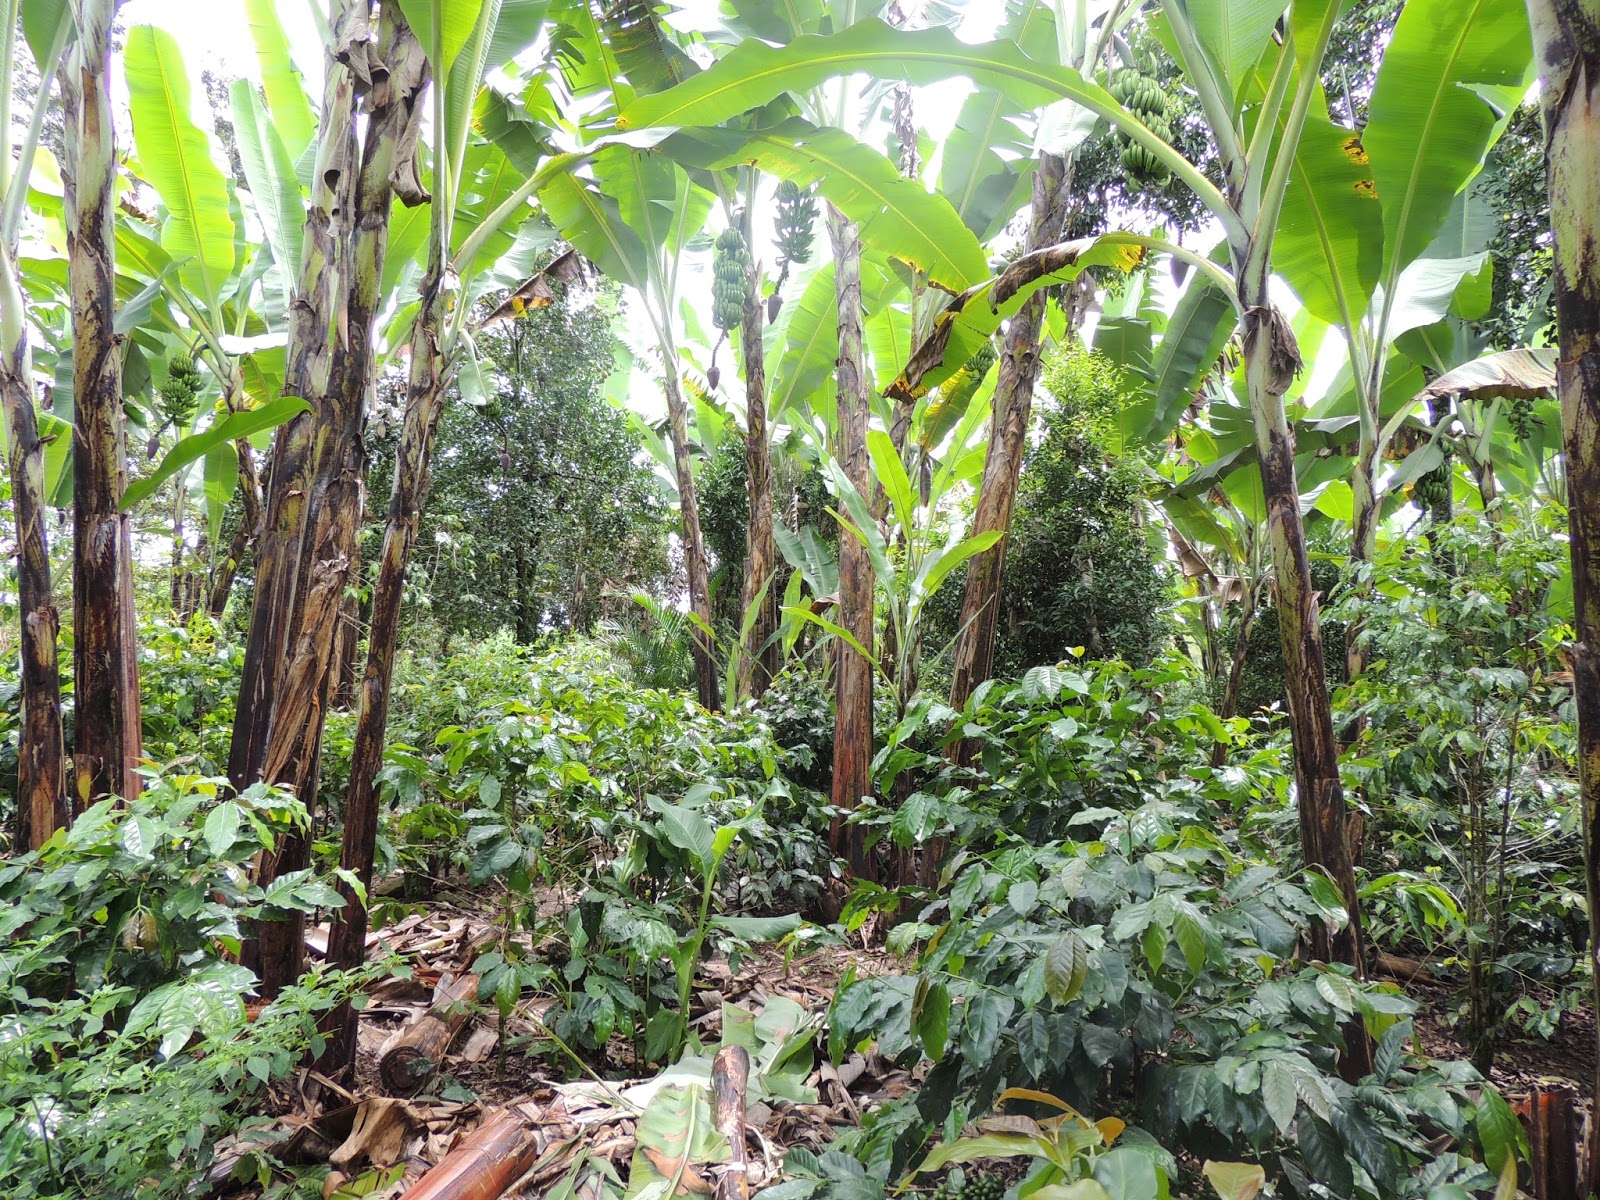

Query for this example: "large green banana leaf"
[229,82,303,301]
[1364,0,1531,285]
[661,119,989,291]
[938,0,1057,240]
[395,0,486,78]
[125,26,239,312]
[1276,116,1383,330]
[243,0,315,162]
[613,16,1209,215]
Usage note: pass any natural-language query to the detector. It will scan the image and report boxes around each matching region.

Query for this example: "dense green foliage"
[0,776,365,1198]
[389,293,672,643]
[0,1,1583,1198]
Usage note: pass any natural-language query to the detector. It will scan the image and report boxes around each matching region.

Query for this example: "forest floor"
[1410,978,1594,1103]
[227,892,1595,1198]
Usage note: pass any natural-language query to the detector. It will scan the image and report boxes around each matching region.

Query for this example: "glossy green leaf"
[614,20,1217,221]
[1093,1147,1161,1200]
[396,0,487,77]
[867,430,915,532]
[125,26,239,310]
[20,0,68,75]
[1142,266,1236,439]
[539,172,650,294]
[650,800,716,868]
[620,20,1070,130]
[202,444,238,544]
[1181,0,1283,99]
[1277,117,1383,329]
[1044,932,1088,1003]
[230,80,304,299]
[914,980,951,1060]
[937,0,1057,238]
[1364,0,1532,282]
[243,0,315,160]
[203,801,241,857]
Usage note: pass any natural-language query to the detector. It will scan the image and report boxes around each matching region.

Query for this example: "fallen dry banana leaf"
[330,1097,423,1173]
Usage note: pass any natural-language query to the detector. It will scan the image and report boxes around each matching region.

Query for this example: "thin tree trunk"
[63,0,141,807]
[737,249,779,701]
[514,536,537,643]
[234,5,427,996]
[209,438,263,616]
[826,204,873,882]
[324,276,447,1071]
[1210,592,1258,768]
[1347,445,1379,679]
[1237,285,1371,1077]
[948,154,1069,750]
[663,367,719,710]
[331,477,365,709]
[169,481,187,613]
[0,248,65,848]
[1526,2,1600,1184]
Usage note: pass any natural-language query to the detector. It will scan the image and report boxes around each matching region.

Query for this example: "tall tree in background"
[0,0,69,846]
[826,205,873,880]
[947,152,1067,743]
[63,0,142,807]
[736,190,780,700]
[1526,0,1600,1182]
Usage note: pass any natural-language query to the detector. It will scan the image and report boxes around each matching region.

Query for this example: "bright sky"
[122,0,324,97]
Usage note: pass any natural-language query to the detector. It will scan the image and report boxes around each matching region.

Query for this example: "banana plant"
[63,0,146,809]
[1526,3,1600,1183]
[326,2,591,1067]
[948,0,1141,756]
[789,408,998,730]
[0,0,71,847]
[612,3,1384,1017]
[1267,0,1531,673]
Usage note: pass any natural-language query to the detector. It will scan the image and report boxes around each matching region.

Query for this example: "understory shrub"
[1335,502,1581,1066]
[0,772,365,1198]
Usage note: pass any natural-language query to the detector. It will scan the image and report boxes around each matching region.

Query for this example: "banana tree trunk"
[663,366,720,710]
[1238,276,1371,1077]
[324,277,447,1071]
[229,36,358,795]
[948,153,1069,745]
[1527,1,1600,1184]
[234,4,427,996]
[169,480,188,613]
[737,254,779,701]
[0,248,65,848]
[826,204,873,882]
[63,0,142,807]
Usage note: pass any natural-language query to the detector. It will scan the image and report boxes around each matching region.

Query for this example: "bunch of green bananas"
[1109,62,1172,188]
[713,226,752,332]
[768,180,819,320]
[773,179,817,269]
[1412,461,1453,510]
[1507,394,1538,440]
[159,352,203,429]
